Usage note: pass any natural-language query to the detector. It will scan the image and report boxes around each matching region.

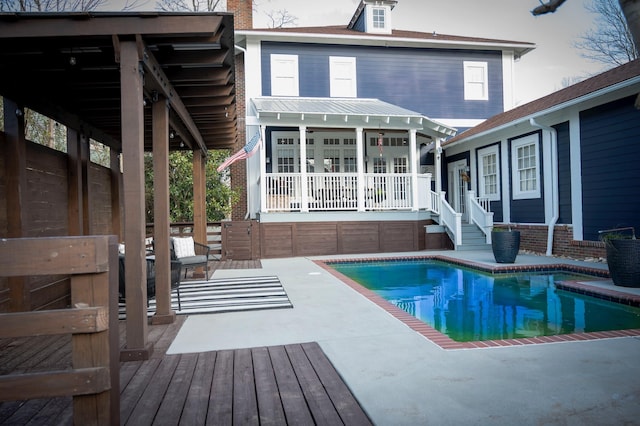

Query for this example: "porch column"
[434,137,443,193]
[409,129,418,211]
[4,98,29,312]
[119,40,152,360]
[151,96,175,324]
[259,125,267,212]
[356,127,365,211]
[193,149,207,278]
[299,126,308,212]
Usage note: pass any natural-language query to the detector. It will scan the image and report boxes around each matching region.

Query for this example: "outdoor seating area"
[170,236,212,280]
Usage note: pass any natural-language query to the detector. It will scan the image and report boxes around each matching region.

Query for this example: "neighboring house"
[443,58,640,259]
[229,0,535,257]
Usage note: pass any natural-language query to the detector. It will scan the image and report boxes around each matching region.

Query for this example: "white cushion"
[173,236,196,259]
[118,243,125,254]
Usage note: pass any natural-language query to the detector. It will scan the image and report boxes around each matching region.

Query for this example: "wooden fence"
[0,235,120,425]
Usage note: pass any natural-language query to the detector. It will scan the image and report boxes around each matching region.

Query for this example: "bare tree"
[157,0,222,12]
[265,9,298,28]
[575,0,637,66]
[533,0,640,59]
[1,0,146,11]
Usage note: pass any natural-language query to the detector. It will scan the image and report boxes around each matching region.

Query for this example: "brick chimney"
[227,0,253,30]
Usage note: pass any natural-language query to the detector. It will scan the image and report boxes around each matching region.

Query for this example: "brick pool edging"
[313,256,640,350]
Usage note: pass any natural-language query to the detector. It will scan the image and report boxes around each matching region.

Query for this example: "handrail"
[438,192,462,247]
[0,236,119,425]
[467,190,494,244]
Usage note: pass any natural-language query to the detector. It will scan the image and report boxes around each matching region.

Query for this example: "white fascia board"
[237,30,536,56]
[444,76,640,149]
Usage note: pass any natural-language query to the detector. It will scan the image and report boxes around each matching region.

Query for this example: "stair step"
[457,243,492,251]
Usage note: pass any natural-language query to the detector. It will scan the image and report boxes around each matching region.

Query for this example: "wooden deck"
[0,299,371,425]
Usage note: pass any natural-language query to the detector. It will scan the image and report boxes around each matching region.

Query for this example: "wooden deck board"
[1,276,371,425]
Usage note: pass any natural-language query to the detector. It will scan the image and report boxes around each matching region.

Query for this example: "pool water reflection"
[331,260,640,342]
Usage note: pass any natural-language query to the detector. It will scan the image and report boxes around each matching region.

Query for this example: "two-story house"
[229,0,535,258]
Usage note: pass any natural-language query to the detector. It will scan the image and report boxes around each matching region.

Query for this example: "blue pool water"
[331,260,640,342]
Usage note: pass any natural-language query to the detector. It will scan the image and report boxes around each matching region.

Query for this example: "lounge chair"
[170,236,211,281]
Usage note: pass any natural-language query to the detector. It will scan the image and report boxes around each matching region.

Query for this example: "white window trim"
[270,54,299,96]
[463,61,488,101]
[329,56,357,98]
[477,145,500,201]
[511,134,541,200]
[366,5,391,34]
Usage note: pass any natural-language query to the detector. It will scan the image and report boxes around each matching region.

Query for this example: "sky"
[251,0,607,106]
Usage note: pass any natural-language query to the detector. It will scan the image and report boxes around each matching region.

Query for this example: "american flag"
[217,132,261,172]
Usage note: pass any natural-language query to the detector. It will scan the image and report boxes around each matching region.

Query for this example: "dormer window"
[367,5,391,34]
[372,7,386,29]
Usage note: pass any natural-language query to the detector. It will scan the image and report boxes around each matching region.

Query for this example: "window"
[330,57,357,98]
[373,157,387,173]
[277,148,295,173]
[306,148,315,172]
[478,145,500,201]
[324,148,340,172]
[270,54,299,96]
[511,134,540,200]
[393,157,407,173]
[463,61,488,101]
[372,7,386,29]
[344,149,357,172]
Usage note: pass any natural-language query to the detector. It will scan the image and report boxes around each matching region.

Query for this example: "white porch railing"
[467,190,494,244]
[264,173,433,212]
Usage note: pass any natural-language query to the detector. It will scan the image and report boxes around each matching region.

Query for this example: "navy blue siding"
[555,122,572,224]
[261,42,504,119]
[580,96,640,241]
[352,12,365,32]
[509,131,545,223]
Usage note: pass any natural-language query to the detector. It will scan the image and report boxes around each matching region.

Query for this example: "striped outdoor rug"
[118,275,293,319]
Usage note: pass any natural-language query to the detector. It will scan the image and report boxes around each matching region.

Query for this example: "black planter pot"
[605,239,640,288]
[491,230,520,264]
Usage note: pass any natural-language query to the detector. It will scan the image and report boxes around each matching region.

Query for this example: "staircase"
[457,223,491,251]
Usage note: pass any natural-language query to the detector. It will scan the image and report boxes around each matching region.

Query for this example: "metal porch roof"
[251,97,456,139]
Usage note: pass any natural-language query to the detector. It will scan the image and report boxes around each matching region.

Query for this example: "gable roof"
[237,26,535,58]
[444,59,640,147]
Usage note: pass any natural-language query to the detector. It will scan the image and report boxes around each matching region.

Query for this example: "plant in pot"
[599,227,640,288]
[491,225,520,264]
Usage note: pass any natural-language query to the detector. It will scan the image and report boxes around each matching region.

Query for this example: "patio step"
[457,223,491,251]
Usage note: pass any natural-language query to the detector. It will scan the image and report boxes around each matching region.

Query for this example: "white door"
[448,160,468,222]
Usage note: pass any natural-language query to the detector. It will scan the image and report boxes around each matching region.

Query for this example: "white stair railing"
[438,192,462,247]
[467,190,494,244]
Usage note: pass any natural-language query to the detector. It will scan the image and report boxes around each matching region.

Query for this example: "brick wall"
[228,0,251,221]
[495,224,607,260]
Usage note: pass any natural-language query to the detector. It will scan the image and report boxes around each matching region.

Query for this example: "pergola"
[0,12,237,359]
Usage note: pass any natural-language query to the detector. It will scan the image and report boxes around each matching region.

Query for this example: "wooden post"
[119,40,152,360]
[110,150,122,241]
[67,128,84,236]
[151,96,175,324]
[193,149,208,278]
[3,97,28,312]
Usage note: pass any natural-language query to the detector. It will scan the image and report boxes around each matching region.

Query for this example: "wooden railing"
[0,235,119,425]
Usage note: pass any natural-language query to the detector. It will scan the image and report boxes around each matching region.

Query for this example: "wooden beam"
[0,236,110,276]
[151,96,175,324]
[0,306,108,338]
[136,36,207,154]
[119,40,151,359]
[0,367,111,401]
[110,149,122,241]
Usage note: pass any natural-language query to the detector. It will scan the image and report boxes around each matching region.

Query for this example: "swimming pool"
[329,259,640,343]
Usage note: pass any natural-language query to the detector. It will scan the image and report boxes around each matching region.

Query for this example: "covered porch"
[247,97,457,216]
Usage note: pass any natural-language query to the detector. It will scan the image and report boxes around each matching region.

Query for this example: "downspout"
[529,118,558,256]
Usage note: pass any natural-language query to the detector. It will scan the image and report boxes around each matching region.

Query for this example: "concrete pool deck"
[168,251,640,425]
